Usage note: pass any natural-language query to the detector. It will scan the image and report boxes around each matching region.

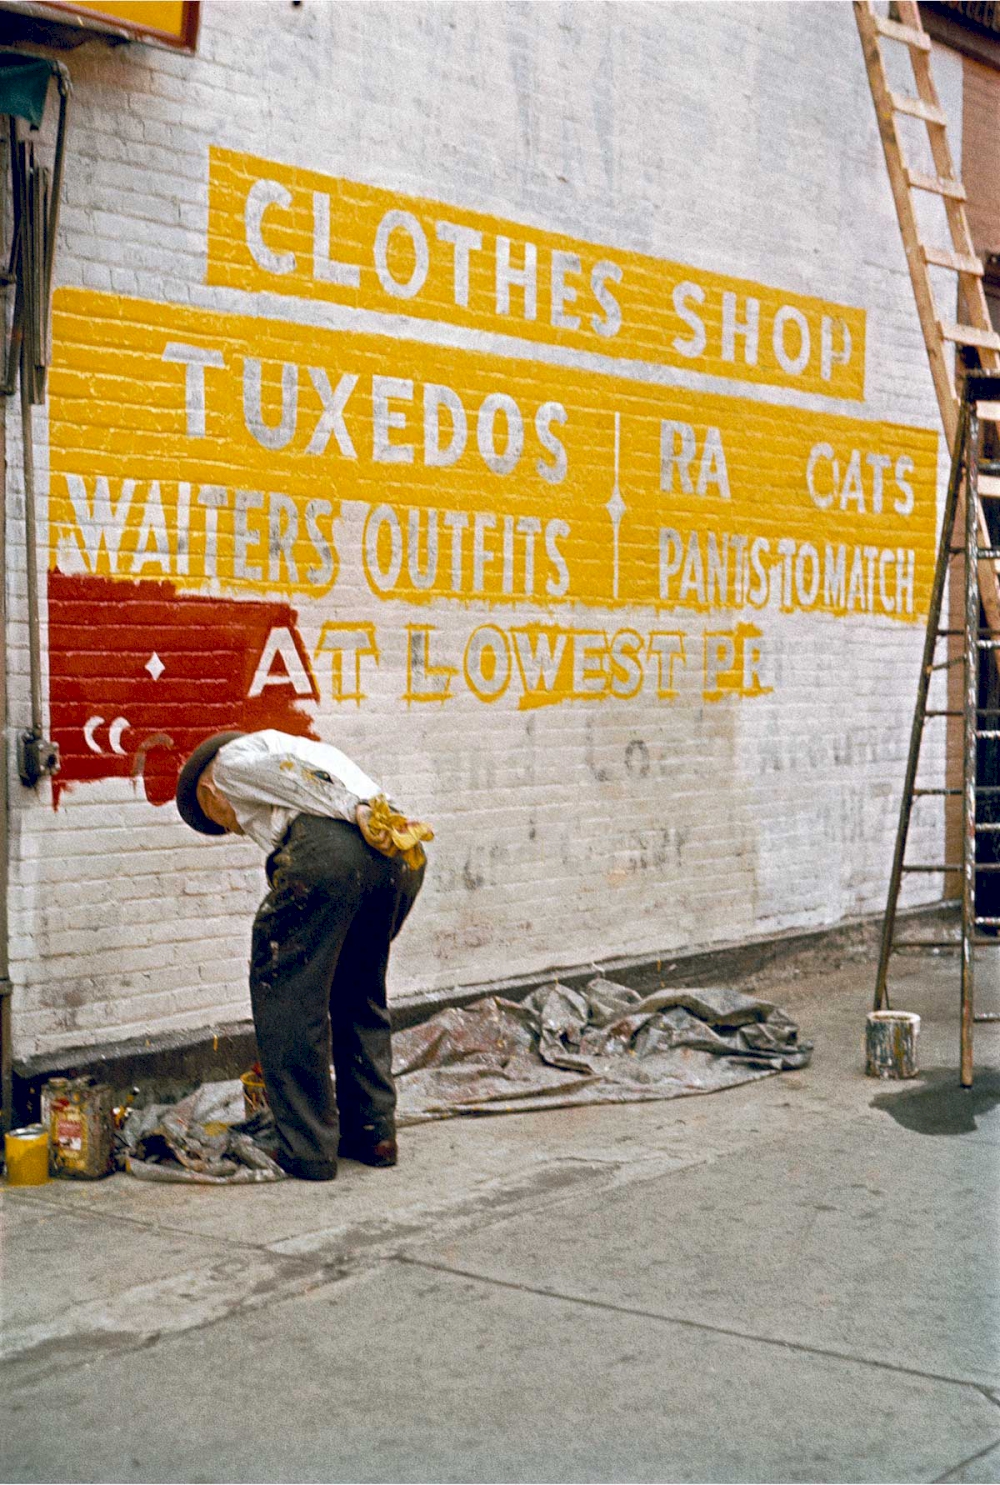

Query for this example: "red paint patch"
[48,571,319,808]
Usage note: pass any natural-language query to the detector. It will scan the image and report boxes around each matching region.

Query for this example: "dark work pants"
[249,814,425,1178]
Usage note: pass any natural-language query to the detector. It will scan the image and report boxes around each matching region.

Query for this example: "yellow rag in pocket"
[363,796,434,869]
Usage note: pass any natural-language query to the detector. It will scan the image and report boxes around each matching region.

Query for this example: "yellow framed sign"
[19,1,200,51]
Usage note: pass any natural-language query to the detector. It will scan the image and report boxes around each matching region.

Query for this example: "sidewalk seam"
[395,1255,998,1395]
[932,1431,1000,1483]
[3,1189,286,1257]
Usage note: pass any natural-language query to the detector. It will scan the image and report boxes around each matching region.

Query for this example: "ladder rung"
[892,941,961,951]
[929,656,962,670]
[894,938,1000,951]
[901,864,957,873]
[976,821,1000,830]
[974,918,1000,926]
[978,732,1000,740]
[922,245,983,276]
[941,321,1000,352]
[981,462,1000,476]
[974,1013,1000,1023]
[978,639,1000,649]
[873,13,932,50]
[937,629,1000,638]
[905,168,966,201]
[890,91,948,126]
[902,861,1000,872]
[912,789,962,796]
[977,549,1000,561]
[921,705,1000,715]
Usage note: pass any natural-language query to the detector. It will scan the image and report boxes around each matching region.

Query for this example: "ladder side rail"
[961,401,982,1088]
[874,403,968,1010]
[896,0,1000,368]
[853,2,959,445]
[853,5,1000,654]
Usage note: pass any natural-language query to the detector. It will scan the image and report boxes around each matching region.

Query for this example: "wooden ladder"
[854,0,1000,448]
[856,2,1000,1083]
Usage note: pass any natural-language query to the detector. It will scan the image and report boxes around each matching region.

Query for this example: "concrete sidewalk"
[2,939,999,1484]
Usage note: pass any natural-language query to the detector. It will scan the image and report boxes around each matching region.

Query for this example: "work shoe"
[338,1134,398,1167]
[274,1151,337,1182]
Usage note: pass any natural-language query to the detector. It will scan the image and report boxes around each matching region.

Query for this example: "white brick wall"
[4,1,959,1058]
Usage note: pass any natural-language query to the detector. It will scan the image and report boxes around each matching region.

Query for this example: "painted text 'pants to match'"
[249,814,425,1179]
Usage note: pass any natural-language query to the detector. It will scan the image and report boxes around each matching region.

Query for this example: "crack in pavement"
[3,1188,279,1257]
[933,1433,1000,1483]
[2,1159,631,1386]
[395,1255,1000,1397]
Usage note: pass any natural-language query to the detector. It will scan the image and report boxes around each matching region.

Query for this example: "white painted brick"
[3,0,963,1059]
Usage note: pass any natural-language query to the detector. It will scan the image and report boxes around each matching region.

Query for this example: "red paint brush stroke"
[48,571,320,807]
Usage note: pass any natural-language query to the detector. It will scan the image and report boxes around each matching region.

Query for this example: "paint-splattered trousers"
[249,813,425,1180]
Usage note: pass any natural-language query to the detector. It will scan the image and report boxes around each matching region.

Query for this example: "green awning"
[0,52,57,128]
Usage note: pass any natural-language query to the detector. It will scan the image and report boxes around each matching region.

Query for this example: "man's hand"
[356,797,433,868]
[356,802,376,847]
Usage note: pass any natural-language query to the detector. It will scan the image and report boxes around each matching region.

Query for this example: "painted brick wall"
[5,1,960,1059]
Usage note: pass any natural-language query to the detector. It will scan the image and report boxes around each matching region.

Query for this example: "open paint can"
[5,1124,50,1185]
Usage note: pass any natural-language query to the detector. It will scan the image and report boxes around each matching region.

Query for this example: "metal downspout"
[0,64,70,1131]
[0,381,9,1134]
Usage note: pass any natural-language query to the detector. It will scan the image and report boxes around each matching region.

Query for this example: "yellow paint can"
[4,1124,50,1186]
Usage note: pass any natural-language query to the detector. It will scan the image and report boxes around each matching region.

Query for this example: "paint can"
[240,1065,268,1119]
[39,1076,70,1142]
[46,1077,114,1178]
[5,1124,50,1185]
[865,1010,920,1079]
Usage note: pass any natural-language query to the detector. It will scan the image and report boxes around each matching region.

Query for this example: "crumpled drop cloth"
[392,977,812,1123]
[123,1080,287,1184]
[122,977,811,1181]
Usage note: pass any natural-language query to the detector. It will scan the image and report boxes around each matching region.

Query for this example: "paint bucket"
[866,1010,920,1079]
[240,1066,268,1119]
[46,1078,115,1178]
[5,1124,50,1185]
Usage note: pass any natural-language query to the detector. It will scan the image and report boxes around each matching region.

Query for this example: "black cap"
[174,731,245,835]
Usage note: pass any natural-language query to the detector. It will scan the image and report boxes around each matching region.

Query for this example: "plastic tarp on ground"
[393,978,812,1122]
[123,978,811,1183]
[124,1082,287,1184]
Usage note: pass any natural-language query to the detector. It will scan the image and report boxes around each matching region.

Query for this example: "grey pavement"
[2,939,1000,1484]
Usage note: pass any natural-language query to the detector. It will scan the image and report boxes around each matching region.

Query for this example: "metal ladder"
[874,374,1000,1086]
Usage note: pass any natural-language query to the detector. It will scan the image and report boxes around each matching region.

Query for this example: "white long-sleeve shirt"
[212,730,383,852]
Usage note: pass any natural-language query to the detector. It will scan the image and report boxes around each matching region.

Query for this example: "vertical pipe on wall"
[0,393,10,1135]
[20,372,41,741]
[0,127,10,1128]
